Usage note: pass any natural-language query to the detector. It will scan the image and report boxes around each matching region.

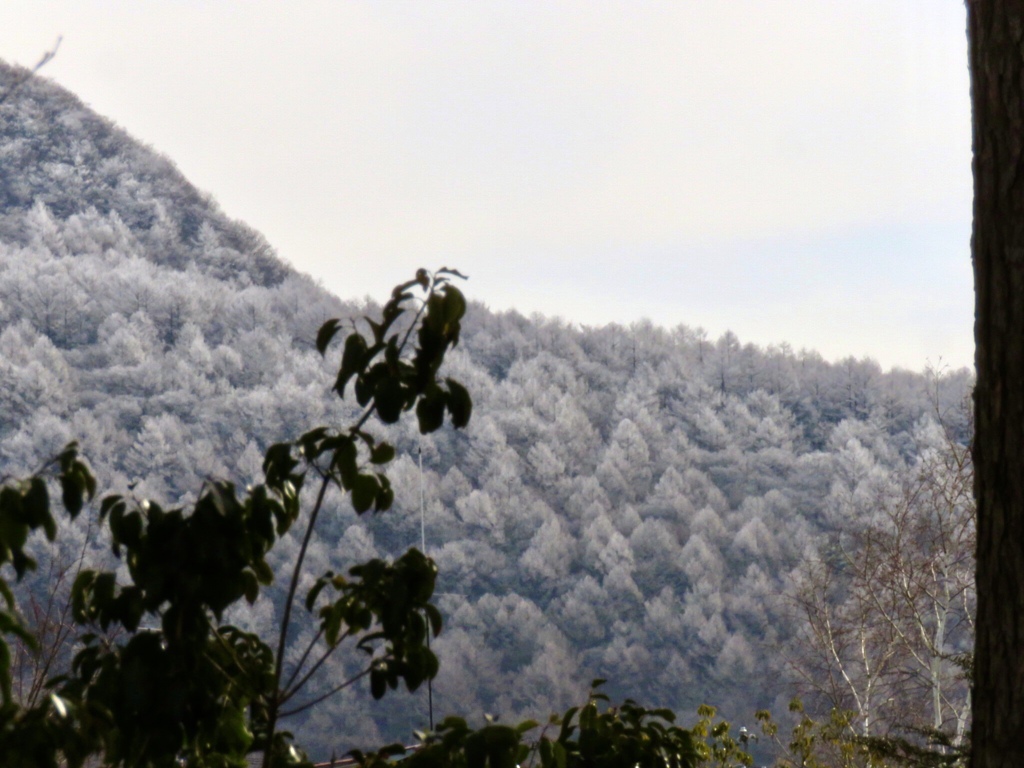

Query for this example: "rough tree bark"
[968,2,1024,766]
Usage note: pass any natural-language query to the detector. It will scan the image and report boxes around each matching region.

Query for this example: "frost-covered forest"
[0,61,974,759]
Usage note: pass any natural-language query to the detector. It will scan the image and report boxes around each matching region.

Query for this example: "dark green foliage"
[309,549,441,694]
[0,270,472,767]
[0,443,93,703]
[353,683,705,768]
[0,442,97,768]
[543,686,700,768]
[332,268,470,433]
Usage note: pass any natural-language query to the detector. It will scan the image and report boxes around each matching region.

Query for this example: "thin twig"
[263,471,332,768]
[279,667,372,718]
[281,626,325,695]
[282,631,351,703]
[0,37,62,107]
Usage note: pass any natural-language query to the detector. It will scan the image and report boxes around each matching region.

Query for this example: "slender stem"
[398,298,428,359]
[275,474,331,669]
[207,622,269,702]
[351,405,377,435]
[281,627,324,695]
[28,519,92,705]
[396,277,434,359]
[262,279,437,765]
[283,631,351,703]
[26,566,59,705]
[264,472,332,768]
[279,667,373,719]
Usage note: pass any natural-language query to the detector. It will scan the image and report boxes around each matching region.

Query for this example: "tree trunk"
[969,2,1024,766]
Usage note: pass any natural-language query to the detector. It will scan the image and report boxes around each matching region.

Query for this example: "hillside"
[0,60,974,758]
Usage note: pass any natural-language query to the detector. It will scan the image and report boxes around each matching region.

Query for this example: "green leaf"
[416,389,446,434]
[351,474,379,514]
[242,569,259,604]
[539,738,554,768]
[365,318,384,346]
[355,371,374,407]
[57,445,95,518]
[445,378,472,429]
[110,508,143,550]
[0,581,13,610]
[217,701,254,757]
[60,469,85,518]
[442,285,467,325]
[306,575,331,612]
[82,465,97,502]
[263,443,298,487]
[425,604,443,636]
[333,437,359,489]
[370,442,396,465]
[335,333,369,397]
[375,481,394,513]
[465,730,487,768]
[374,376,405,424]
[254,557,274,585]
[558,708,579,742]
[299,427,329,460]
[376,304,405,341]
[384,335,401,367]
[516,720,540,735]
[552,740,567,768]
[100,495,124,522]
[71,570,95,623]
[11,550,34,579]
[24,477,54,540]
[118,587,143,631]
[370,667,386,699]
[392,277,421,299]
[316,318,342,355]
[323,603,344,646]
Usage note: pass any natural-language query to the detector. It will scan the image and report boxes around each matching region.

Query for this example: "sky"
[2,1,973,372]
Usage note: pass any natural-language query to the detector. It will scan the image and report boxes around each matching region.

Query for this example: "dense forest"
[0,60,974,761]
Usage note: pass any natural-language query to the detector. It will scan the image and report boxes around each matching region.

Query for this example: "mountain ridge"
[0,59,290,287]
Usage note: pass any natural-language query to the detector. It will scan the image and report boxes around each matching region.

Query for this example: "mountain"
[0,60,973,759]
[0,60,288,287]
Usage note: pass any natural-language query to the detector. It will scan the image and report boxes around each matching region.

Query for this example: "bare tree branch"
[0,37,62,107]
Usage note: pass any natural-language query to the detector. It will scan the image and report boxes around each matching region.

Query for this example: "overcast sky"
[3,1,972,372]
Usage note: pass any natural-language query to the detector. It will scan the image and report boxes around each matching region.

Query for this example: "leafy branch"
[0,269,472,768]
